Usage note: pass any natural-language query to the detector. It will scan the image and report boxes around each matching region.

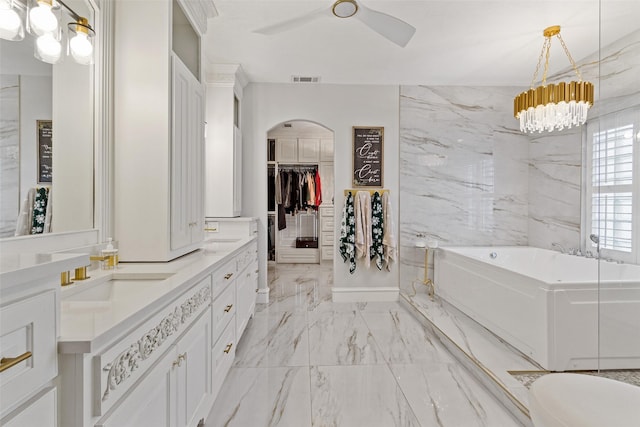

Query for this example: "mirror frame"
[0,0,113,254]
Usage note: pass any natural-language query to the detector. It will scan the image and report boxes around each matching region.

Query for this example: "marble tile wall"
[398,85,530,294]
[0,75,19,238]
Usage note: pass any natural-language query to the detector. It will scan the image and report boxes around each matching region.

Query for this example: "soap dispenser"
[101,238,119,270]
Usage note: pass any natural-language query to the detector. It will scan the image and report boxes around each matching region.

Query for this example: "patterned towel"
[31,187,49,234]
[340,192,356,274]
[370,192,384,270]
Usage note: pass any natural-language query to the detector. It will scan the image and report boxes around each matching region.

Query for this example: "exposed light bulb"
[69,31,92,64]
[29,0,57,36]
[0,1,24,41]
[36,32,61,63]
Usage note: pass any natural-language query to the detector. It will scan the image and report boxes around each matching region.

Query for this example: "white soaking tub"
[434,246,640,371]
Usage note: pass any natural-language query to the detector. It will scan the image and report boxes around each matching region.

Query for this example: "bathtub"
[434,246,640,371]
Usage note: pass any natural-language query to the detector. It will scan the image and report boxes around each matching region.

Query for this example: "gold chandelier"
[514,25,594,133]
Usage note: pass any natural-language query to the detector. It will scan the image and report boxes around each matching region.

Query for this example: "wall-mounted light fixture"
[513,26,594,133]
[0,0,95,65]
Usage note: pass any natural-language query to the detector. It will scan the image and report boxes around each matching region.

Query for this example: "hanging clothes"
[314,169,322,207]
[276,171,286,230]
[382,192,397,271]
[340,192,356,274]
[354,191,372,268]
[370,191,384,270]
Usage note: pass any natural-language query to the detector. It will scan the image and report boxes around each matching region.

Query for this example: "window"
[585,108,639,263]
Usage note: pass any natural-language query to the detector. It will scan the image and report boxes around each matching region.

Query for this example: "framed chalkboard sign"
[352,126,383,187]
[37,120,52,183]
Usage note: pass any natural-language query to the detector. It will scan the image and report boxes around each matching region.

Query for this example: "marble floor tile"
[361,308,455,364]
[310,365,421,427]
[205,367,312,427]
[308,310,385,366]
[234,311,310,367]
[390,363,522,427]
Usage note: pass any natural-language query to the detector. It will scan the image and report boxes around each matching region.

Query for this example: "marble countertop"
[0,252,89,292]
[58,236,255,354]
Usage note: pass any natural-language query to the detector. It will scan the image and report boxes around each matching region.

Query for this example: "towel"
[382,192,397,271]
[340,192,356,273]
[354,191,372,268]
[14,188,36,236]
[370,192,384,270]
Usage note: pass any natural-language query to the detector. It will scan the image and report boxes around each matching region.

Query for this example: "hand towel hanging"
[382,192,397,271]
[370,191,384,270]
[340,191,356,274]
[354,191,372,268]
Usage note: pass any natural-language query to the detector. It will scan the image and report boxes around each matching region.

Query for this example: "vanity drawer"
[321,246,334,260]
[211,283,235,346]
[1,386,57,427]
[212,260,237,299]
[322,231,334,245]
[320,207,334,217]
[211,318,235,399]
[0,291,56,416]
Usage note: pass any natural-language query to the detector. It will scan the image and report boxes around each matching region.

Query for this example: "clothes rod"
[343,189,389,196]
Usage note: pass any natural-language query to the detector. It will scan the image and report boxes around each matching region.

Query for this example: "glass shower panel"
[595,0,640,372]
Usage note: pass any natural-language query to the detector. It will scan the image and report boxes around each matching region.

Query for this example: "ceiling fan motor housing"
[333,0,358,18]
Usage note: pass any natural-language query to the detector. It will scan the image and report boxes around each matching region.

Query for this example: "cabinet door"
[319,162,334,206]
[95,348,176,427]
[189,80,205,244]
[1,387,56,427]
[320,138,334,161]
[176,309,211,427]
[171,56,193,251]
[298,138,320,163]
[276,138,297,163]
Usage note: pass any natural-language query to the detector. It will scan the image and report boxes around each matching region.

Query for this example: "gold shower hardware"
[224,273,233,280]
[223,343,233,354]
[0,351,32,373]
[423,247,435,299]
[224,304,233,313]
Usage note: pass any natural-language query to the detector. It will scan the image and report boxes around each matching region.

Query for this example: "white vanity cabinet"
[58,238,258,426]
[114,0,214,262]
[95,309,212,427]
[0,253,87,427]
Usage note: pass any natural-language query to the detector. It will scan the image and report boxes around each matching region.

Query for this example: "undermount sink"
[62,272,175,303]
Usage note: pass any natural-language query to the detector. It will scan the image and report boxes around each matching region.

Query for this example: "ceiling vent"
[291,75,321,83]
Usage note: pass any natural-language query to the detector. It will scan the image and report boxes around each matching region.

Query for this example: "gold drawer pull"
[224,273,233,280]
[223,343,233,354]
[224,304,233,313]
[0,351,33,373]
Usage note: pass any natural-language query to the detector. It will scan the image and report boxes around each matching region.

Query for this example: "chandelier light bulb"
[0,0,24,41]
[29,0,58,36]
[36,32,62,63]
[69,31,92,64]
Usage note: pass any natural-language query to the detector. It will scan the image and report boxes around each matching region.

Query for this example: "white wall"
[242,83,400,295]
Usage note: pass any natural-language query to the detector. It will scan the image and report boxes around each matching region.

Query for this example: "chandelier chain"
[530,38,550,89]
[556,33,583,81]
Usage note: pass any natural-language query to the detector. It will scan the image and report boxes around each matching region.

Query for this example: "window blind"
[591,124,634,252]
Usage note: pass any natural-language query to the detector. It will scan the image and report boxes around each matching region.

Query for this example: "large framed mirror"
[0,0,111,251]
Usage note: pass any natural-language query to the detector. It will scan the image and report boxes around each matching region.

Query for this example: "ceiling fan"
[254,0,416,48]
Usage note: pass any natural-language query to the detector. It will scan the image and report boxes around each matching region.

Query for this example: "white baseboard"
[332,287,399,302]
[256,287,270,304]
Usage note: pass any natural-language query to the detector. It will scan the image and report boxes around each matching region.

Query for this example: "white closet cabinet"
[205,65,247,218]
[114,0,205,262]
[276,138,320,163]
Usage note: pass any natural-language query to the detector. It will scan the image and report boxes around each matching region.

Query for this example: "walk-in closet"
[267,121,334,264]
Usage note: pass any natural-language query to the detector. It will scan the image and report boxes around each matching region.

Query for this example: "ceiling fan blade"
[355,2,416,47]
[254,7,332,35]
